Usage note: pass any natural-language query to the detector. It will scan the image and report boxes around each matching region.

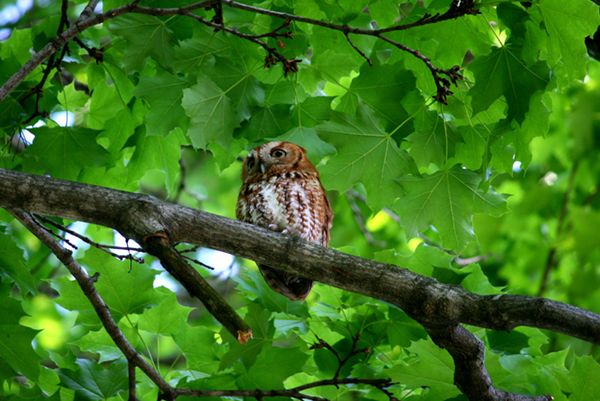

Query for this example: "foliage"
[1,0,600,400]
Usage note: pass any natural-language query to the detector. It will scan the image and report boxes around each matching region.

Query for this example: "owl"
[236,141,333,301]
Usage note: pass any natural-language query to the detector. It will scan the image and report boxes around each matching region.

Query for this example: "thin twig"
[347,189,492,265]
[35,215,145,263]
[346,192,386,247]
[538,161,579,296]
[310,334,370,382]
[1,0,477,104]
[181,254,215,270]
[348,189,401,224]
[175,377,394,400]
[345,30,372,66]
[376,33,462,103]
[185,12,301,76]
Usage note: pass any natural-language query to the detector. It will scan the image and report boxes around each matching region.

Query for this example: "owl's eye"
[271,149,287,158]
[247,157,256,170]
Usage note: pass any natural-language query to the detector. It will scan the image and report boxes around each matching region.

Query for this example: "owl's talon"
[281,228,289,235]
[268,224,278,231]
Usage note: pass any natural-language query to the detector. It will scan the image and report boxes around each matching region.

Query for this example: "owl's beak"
[260,162,269,174]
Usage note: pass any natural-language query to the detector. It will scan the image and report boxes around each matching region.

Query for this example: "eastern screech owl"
[236,141,333,301]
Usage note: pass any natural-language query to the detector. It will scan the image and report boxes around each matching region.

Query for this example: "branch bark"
[0,167,596,400]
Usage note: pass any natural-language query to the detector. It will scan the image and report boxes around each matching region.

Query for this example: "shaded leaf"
[394,169,509,251]
[315,102,418,211]
[22,126,109,181]
[58,359,128,400]
[182,76,238,149]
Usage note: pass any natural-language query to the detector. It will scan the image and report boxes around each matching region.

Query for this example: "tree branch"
[1,168,597,400]
[143,233,253,344]
[35,214,145,263]
[175,378,394,400]
[0,0,217,102]
[6,209,177,401]
[0,0,475,104]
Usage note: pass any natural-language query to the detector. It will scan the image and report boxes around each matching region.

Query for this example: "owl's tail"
[258,264,314,302]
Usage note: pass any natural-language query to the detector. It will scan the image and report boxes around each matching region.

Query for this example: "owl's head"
[241,141,316,182]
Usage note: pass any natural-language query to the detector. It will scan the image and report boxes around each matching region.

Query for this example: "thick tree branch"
[2,168,599,345]
[426,324,551,401]
[1,168,597,400]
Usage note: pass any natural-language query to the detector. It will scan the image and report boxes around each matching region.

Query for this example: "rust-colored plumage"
[236,141,333,301]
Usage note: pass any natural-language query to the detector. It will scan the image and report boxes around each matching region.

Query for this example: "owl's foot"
[268,224,289,235]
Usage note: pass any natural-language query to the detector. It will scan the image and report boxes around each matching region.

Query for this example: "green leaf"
[87,81,128,130]
[0,233,36,295]
[81,248,162,320]
[219,303,275,371]
[459,264,504,295]
[58,359,128,400]
[311,26,368,81]
[0,325,41,381]
[53,276,100,326]
[97,101,145,154]
[386,339,460,400]
[468,43,551,124]
[72,325,137,363]
[238,345,309,390]
[208,137,248,171]
[291,96,334,128]
[407,111,461,169]
[369,0,400,28]
[173,322,220,375]
[126,127,184,194]
[108,14,177,72]
[237,104,293,143]
[338,61,417,132]
[0,286,41,381]
[385,307,427,348]
[132,67,190,136]
[182,75,238,149]
[22,126,110,181]
[0,96,25,128]
[233,271,309,318]
[58,83,90,111]
[138,292,193,335]
[315,103,418,211]
[203,57,264,120]
[394,169,509,251]
[174,25,232,73]
[454,124,490,170]
[535,0,600,80]
[406,245,454,276]
[431,14,493,65]
[557,356,600,401]
[0,27,33,64]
